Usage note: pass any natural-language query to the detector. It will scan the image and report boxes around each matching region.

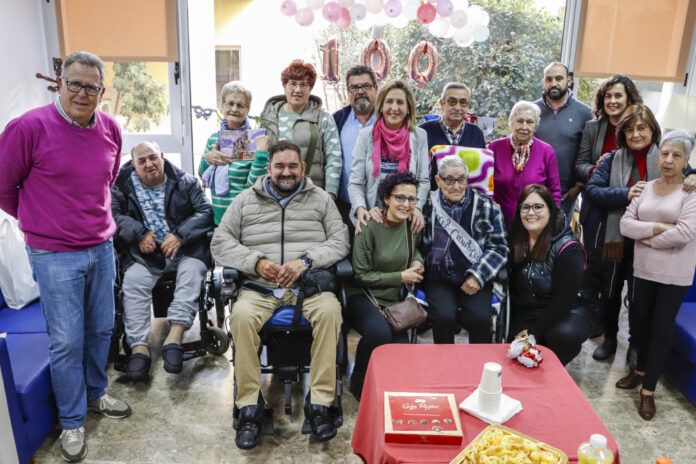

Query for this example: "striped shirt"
[198,131,268,224]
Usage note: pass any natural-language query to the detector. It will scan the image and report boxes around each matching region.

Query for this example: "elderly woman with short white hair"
[489,101,562,228]
[618,129,696,420]
[421,155,508,344]
[198,81,269,224]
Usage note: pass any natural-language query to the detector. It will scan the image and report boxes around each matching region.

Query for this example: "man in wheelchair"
[111,141,214,380]
[211,140,349,449]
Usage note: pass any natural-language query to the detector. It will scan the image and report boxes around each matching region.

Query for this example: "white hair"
[437,155,469,176]
[508,100,541,126]
[220,81,252,106]
[660,129,695,160]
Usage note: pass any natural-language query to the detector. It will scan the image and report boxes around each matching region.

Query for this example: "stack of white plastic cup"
[477,362,502,413]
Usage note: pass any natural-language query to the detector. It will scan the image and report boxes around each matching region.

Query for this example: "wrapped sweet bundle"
[507,331,543,368]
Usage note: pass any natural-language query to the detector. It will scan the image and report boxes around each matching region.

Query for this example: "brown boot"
[639,391,656,420]
[615,370,645,389]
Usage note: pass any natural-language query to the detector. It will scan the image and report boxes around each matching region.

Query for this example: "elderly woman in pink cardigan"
[489,101,561,228]
[618,129,696,421]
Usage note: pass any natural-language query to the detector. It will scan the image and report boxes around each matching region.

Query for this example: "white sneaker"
[59,427,86,462]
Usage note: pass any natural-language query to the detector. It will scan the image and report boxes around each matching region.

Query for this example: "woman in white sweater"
[348,80,430,234]
[618,129,696,420]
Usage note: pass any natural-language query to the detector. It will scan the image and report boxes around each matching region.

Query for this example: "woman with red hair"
[259,60,342,197]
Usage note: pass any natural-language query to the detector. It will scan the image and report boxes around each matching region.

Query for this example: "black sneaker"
[592,337,617,361]
[304,403,337,442]
[235,405,263,450]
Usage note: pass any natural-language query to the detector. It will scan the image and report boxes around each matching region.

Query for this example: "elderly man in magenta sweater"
[0,51,131,462]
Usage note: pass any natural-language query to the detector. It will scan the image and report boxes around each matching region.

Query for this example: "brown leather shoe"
[616,370,645,389]
[639,392,656,420]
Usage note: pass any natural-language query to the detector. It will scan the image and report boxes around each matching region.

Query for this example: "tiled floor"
[34,308,696,463]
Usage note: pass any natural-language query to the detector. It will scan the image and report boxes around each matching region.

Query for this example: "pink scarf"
[371,118,411,177]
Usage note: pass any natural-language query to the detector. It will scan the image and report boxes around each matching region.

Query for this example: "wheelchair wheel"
[205,327,230,356]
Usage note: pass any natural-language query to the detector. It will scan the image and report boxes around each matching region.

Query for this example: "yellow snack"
[451,426,567,464]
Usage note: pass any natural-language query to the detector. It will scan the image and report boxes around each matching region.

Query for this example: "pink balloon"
[416,2,437,24]
[280,0,297,16]
[384,0,402,17]
[295,7,314,26]
[322,1,342,22]
[336,7,352,29]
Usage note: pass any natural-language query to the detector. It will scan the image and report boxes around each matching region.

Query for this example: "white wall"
[0,0,52,131]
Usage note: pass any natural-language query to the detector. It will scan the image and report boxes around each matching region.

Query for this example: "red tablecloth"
[351,344,620,464]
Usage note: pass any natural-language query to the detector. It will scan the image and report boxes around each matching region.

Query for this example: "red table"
[351,344,620,464]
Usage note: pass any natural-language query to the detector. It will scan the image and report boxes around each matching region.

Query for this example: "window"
[215,47,241,99]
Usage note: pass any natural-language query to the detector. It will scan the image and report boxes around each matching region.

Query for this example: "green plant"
[112,62,168,132]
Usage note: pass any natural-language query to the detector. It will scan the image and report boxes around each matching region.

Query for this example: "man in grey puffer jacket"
[211,140,349,449]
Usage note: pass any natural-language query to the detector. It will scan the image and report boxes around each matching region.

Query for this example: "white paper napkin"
[459,388,523,425]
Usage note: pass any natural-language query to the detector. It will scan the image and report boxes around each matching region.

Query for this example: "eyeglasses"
[223,100,248,110]
[445,98,470,107]
[287,81,310,91]
[441,176,468,187]
[348,83,374,94]
[390,194,418,205]
[520,203,545,214]
[62,78,103,96]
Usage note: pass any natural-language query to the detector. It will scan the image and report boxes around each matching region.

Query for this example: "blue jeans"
[26,240,116,429]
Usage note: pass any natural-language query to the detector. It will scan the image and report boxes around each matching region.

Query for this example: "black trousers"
[508,311,593,365]
[347,294,408,380]
[582,250,634,340]
[632,277,689,391]
[425,280,493,344]
[335,199,355,240]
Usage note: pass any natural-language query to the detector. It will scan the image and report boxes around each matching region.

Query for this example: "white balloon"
[449,9,468,28]
[339,0,355,6]
[456,36,474,48]
[467,4,483,25]
[429,16,450,37]
[365,0,384,14]
[371,11,388,26]
[306,0,325,10]
[454,24,473,44]
[350,2,367,20]
[355,12,375,29]
[452,0,468,9]
[391,13,411,28]
[472,23,489,42]
[403,0,419,20]
[479,10,489,26]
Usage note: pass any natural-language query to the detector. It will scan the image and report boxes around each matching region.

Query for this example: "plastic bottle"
[577,434,614,464]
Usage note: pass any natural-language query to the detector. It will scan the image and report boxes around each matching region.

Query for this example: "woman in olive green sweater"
[349,172,424,400]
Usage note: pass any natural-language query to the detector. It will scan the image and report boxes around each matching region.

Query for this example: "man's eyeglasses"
[445,98,470,107]
[62,78,103,96]
[441,176,468,187]
[390,194,418,205]
[287,81,311,91]
[348,83,374,94]
[520,203,545,214]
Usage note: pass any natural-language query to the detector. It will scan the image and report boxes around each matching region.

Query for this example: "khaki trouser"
[231,288,342,408]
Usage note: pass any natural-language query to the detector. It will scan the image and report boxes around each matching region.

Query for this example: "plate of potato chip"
[450,425,568,464]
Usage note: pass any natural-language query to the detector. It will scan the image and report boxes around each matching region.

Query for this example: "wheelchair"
[214,259,352,435]
[110,262,230,373]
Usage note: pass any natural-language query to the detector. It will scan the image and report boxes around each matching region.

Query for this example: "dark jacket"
[575,118,609,183]
[509,215,587,334]
[111,160,214,270]
[332,105,353,135]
